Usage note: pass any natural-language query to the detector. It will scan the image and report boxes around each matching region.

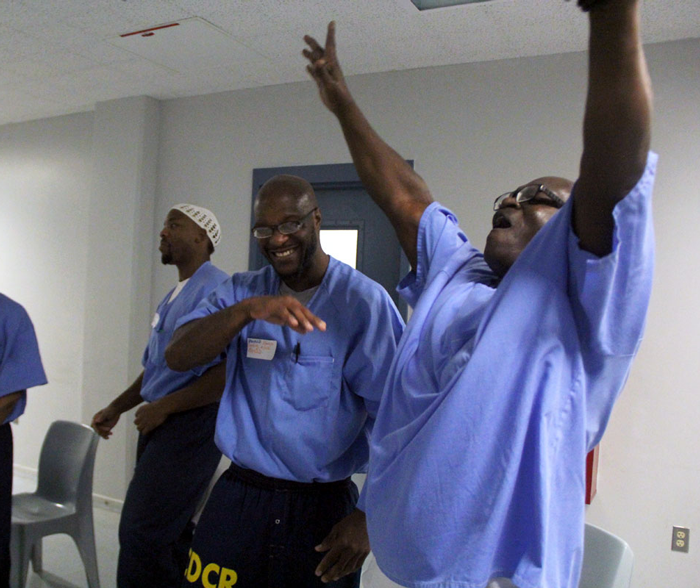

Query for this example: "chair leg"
[30,538,43,573]
[10,525,31,588]
[74,513,101,588]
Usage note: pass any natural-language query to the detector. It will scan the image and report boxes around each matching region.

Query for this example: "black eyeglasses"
[251,207,318,239]
[493,185,565,211]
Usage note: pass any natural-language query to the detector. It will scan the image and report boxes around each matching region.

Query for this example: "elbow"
[164,343,189,372]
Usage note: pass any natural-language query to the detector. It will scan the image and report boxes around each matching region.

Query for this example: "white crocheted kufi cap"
[170,203,222,249]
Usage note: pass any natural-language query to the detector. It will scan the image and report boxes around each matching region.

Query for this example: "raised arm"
[165,296,326,372]
[304,22,433,268]
[573,0,652,256]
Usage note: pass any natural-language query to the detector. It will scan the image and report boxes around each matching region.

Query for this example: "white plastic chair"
[11,420,100,588]
[579,523,634,588]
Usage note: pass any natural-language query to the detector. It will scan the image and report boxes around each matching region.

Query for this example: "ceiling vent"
[108,17,261,72]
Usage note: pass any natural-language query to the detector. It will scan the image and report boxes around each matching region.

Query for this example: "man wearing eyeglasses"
[166,174,404,587]
[303,0,654,587]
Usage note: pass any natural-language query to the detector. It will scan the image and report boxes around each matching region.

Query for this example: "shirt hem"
[377,567,534,588]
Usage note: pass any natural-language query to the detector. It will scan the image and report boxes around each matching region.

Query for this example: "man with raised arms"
[166,175,403,587]
[303,1,654,586]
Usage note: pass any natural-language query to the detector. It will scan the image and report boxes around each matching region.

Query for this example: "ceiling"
[0,0,698,126]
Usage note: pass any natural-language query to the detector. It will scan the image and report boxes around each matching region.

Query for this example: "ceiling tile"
[0,0,697,125]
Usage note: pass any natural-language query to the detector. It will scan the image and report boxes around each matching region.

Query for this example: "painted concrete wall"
[1,112,93,467]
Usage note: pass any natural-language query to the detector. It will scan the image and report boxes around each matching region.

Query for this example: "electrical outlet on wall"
[672,527,690,553]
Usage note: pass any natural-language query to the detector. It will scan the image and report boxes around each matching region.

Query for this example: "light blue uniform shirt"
[177,257,404,488]
[366,153,657,588]
[140,261,228,403]
[0,294,47,424]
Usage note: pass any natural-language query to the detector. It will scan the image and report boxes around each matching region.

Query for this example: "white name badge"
[247,338,277,361]
[151,313,160,328]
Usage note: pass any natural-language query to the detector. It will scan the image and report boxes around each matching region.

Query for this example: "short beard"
[161,252,173,265]
[295,234,318,280]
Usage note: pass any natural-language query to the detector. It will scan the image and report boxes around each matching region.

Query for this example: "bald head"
[255,174,318,216]
[528,176,574,204]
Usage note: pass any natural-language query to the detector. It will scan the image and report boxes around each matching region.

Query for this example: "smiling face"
[483,176,573,277]
[253,176,324,284]
[159,209,205,266]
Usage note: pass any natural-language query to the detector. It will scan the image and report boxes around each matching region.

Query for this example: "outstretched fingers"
[253,296,327,334]
[287,303,327,334]
[324,21,337,62]
[304,34,323,54]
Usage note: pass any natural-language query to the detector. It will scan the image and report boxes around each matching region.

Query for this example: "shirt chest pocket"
[284,355,335,411]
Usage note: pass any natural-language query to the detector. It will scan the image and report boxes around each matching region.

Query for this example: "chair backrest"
[35,420,99,509]
[579,523,634,588]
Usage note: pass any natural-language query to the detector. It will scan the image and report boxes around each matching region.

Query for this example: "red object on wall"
[585,445,600,504]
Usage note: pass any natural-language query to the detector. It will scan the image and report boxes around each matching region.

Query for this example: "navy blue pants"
[117,404,221,588]
[183,464,360,588]
[0,424,12,588]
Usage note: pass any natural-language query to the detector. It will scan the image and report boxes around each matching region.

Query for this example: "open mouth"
[492,212,512,229]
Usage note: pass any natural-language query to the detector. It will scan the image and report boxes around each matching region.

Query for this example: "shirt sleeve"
[568,151,657,357]
[174,276,238,332]
[397,202,488,307]
[342,289,405,421]
[0,304,47,423]
[172,277,240,376]
[343,286,405,513]
[567,152,657,449]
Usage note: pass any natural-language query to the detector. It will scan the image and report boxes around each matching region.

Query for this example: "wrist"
[237,298,257,324]
[152,397,172,416]
[107,402,124,416]
[333,94,356,118]
[352,507,366,519]
[588,0,638,20]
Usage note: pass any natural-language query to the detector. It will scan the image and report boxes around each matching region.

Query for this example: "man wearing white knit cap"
[92,204,228,588]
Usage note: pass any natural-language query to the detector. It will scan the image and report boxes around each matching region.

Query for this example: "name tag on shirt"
[151,313,160,328]
[247,338,277,361]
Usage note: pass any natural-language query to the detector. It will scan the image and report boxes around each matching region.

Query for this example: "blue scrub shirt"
[365,154,657,588]
[140,261,228,402]
[0,294,47,424]
[177,256,404,487]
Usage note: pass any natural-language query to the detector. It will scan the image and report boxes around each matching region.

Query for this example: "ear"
[313,208,322,228]
[195,228,208,245]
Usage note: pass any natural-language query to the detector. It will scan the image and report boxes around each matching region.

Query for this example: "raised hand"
[247,295,327,334]
[303,22,352,113]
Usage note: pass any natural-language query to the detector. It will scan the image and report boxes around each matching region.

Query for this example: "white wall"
[0,112,93,467]
[81,96,161,500]
[2,36,698,588]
